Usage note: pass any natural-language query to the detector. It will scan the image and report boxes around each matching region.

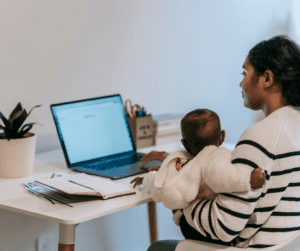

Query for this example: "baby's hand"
[130,177,144,188]
[250,168,266,189]
[175,158,183,171]
[175,157,189,171]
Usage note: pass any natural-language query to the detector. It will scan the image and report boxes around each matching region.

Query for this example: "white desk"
[0,137,183,251]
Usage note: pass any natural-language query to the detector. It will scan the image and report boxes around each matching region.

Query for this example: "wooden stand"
[58,244,75,251]
[58,223,78,251]
[147,201,158,244]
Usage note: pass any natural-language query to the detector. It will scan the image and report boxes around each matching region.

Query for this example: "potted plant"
[0,103,42,178]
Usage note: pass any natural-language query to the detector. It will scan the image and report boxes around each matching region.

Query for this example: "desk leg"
[147,201,158,244]
[58,223,79,251]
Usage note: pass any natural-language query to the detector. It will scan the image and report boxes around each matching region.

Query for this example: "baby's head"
[180,109,226,157]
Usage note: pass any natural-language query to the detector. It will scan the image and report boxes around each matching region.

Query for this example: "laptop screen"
[51,95,134,165]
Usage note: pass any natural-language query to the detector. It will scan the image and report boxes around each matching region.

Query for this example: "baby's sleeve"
[142,171,162,203]
[202,147,252,193]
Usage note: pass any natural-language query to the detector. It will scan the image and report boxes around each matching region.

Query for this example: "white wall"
[0,0,295,250]
[0,0,294,153]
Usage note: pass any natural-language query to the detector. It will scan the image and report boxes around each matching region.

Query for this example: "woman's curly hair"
[248,35,300,106]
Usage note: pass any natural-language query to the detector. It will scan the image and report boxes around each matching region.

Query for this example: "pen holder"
[128,115,157,149]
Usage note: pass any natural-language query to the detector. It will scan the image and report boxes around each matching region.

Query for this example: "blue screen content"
[52,96,134,164]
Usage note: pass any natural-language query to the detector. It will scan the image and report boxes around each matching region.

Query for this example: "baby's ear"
[181,139,189,152]
[219,130,226,146]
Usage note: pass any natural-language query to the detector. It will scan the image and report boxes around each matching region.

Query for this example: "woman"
[146,35,300,250]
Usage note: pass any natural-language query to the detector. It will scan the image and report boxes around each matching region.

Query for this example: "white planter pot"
[0,133,36,178]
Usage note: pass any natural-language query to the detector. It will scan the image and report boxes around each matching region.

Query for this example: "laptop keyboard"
[85,154,144,170]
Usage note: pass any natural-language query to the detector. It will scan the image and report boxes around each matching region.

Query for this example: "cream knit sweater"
[143,146,253,210]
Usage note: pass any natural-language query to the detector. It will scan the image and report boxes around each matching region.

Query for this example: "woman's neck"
[262,92,288,116]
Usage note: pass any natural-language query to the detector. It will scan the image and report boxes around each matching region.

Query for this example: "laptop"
[50,94,161,179]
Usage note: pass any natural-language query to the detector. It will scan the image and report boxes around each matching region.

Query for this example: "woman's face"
[240,57,264,110]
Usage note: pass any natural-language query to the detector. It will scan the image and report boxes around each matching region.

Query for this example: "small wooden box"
[128,116,157,149]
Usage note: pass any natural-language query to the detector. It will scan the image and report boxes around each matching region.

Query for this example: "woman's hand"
[147,167,160,172]
[250,167,266,189]
[130,177,144,188]
[141,151,168,168]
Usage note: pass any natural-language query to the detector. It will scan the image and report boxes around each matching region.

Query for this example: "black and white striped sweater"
[183,105,300,248]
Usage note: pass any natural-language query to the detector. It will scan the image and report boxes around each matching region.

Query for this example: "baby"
[131,109,265,225]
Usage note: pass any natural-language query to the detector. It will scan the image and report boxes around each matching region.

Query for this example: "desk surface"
[0,138,235,225]
[0,140,183,225]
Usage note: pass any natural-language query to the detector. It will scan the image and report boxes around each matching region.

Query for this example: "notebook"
[50,94,161,180]
[34,173,136,199]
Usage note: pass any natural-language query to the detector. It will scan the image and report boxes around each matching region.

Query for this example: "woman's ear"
[219,130,226,146]
[263,69,275,88]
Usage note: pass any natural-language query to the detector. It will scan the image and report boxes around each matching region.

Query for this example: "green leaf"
[0,133,7,139]
[0,104,42,139]
[27,104,42,118]
[9,109,25,123]
[0,112,6,128]
[18,122,42,137]
[0,115,12,130]
[11,109,28,133]
[4,127,18,138]
[9,103,23,121]
[18,123,34,138]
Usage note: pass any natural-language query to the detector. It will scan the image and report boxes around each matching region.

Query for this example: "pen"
[124,100,133,118]
[50,173,62,178]
[131,105,136,118]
